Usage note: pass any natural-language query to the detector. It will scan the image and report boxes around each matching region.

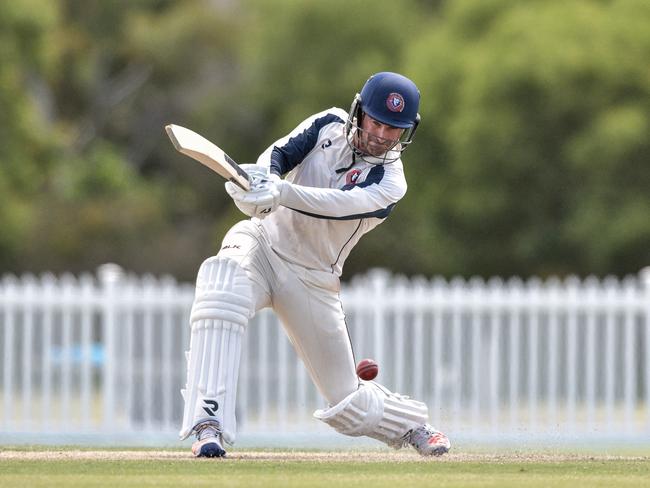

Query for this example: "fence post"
[98,263,123,430]
[641,267,650,433]
[1,275,17,430]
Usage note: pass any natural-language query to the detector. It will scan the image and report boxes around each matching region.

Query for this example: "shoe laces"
[196,420,222,441]
[407,424,438,450]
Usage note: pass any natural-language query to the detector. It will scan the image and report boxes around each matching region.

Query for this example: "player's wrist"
[273,176,289,206]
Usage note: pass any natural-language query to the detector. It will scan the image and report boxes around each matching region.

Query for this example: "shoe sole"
[431,446,450,456]
[194,441,226,458]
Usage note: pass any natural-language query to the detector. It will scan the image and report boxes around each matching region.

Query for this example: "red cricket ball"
[356,358,379,381]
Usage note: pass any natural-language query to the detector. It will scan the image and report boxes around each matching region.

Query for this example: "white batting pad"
[313,381,428,448]
[179,257,252,444]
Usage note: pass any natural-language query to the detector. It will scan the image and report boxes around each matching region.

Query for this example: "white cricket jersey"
[255,107,408,276]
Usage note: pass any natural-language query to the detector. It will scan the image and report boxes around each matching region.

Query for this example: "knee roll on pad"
[313,382,428,448]
[179,257,252,444]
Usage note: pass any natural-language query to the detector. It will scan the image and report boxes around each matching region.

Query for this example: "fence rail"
[1,264,650,444]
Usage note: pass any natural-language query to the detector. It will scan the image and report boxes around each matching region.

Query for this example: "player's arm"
[233,107,404,220]
[226,166,406,221]
[278,168,407,220]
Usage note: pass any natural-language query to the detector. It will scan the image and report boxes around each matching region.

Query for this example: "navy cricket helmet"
[346,72,421,164]
[359,72,420,129]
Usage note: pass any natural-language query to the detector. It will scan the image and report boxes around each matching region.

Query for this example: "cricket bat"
[165,124,251,191]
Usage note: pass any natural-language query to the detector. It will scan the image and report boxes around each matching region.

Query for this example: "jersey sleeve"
[256,108,348,175]
[279,164,407,220]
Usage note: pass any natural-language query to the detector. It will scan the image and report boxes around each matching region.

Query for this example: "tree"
[404,0,650,277]
[2,0,649,280]
[0,2,59,270]
[1,0,246,278]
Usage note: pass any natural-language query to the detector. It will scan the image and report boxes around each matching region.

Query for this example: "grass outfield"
[1,448,650,487]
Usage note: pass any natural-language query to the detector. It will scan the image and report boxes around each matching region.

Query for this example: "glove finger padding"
[234,186,278,205]
[225,171,283,219]
[225,180,245,198]
[233,199,269,219]
[225,164,272,198]
[239,164,271,187]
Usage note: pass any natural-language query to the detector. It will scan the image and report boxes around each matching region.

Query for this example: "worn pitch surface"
[3,448,650,488]
[1,449,648,462]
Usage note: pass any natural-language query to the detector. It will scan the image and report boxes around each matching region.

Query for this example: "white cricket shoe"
[405,424,450,456]
[191,421,226,458]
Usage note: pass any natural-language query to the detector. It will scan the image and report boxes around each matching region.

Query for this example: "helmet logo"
[386,92,405,113]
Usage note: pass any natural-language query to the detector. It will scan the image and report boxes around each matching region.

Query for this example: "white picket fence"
[1,264,650,446]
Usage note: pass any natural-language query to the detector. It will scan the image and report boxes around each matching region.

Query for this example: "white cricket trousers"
[217,219,359,405]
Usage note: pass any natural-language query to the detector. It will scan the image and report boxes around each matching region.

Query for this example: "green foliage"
[404,0,650,277]
[0,0,648,279]
[240,0,422,132]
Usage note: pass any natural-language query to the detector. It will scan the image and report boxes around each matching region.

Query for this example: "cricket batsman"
[179,72,451,457]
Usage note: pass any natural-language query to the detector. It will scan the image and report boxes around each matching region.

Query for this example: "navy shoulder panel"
[271,113,344,175]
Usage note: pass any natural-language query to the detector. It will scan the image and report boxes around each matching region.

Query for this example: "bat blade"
[165,124,251,191]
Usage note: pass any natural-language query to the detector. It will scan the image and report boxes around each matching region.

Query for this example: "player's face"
[354,114,404,157]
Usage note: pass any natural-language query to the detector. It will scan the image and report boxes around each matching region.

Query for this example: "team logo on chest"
[346,169,362,186]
